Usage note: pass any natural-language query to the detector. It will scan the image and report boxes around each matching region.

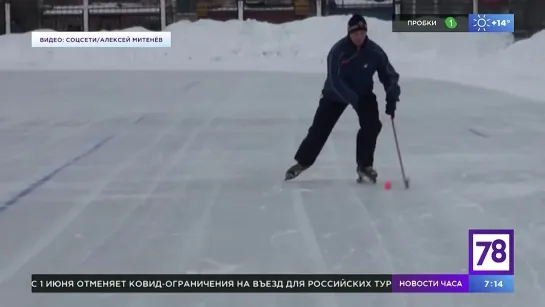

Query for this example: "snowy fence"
[40,0,174,31]
[323,0,391,19]
[2,0,175,33]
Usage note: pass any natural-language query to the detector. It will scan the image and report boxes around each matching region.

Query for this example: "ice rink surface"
[0,71,544,307]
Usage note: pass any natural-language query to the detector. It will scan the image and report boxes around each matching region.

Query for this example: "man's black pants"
[294,94,382,168]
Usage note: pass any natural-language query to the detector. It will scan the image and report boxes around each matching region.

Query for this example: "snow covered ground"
[0,16,545,306]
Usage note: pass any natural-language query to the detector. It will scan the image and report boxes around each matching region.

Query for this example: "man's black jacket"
[321,36,400,105]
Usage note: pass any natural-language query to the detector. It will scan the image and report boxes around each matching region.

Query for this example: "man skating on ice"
[285,14,401,182]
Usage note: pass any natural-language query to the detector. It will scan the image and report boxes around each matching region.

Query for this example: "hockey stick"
[391,117,410,189]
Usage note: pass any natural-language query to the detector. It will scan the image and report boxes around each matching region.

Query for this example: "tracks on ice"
[0,112,216,284]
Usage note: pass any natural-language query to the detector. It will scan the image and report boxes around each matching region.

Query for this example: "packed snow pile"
[0,15,543,99]
[168,17,514,63]
[493,29,545,65]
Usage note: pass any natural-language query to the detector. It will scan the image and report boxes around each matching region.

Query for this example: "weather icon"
[472,14,491,31]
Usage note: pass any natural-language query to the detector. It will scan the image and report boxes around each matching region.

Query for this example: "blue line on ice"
[0,135,115,212]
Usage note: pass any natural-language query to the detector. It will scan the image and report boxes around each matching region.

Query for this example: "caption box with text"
[32,274,392,293]
[392,14,514,32]
[31,272,512,293]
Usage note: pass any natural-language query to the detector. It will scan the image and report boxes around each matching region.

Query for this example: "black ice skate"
[285,163,308,181]
[357,166,378,184]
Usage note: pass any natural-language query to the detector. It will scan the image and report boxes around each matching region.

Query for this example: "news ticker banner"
[392,14,514,32]
[31,229,514,294]
[31,273,513,293]
[31,32,171,48]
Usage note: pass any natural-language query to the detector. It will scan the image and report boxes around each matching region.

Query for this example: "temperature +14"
[468,14,514,33]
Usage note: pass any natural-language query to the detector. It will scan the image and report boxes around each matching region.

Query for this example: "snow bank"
[0,16,543,100]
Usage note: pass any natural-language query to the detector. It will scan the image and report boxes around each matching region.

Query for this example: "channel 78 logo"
[469,229,514,275]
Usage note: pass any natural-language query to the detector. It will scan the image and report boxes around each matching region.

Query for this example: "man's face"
[349,29,367,47]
